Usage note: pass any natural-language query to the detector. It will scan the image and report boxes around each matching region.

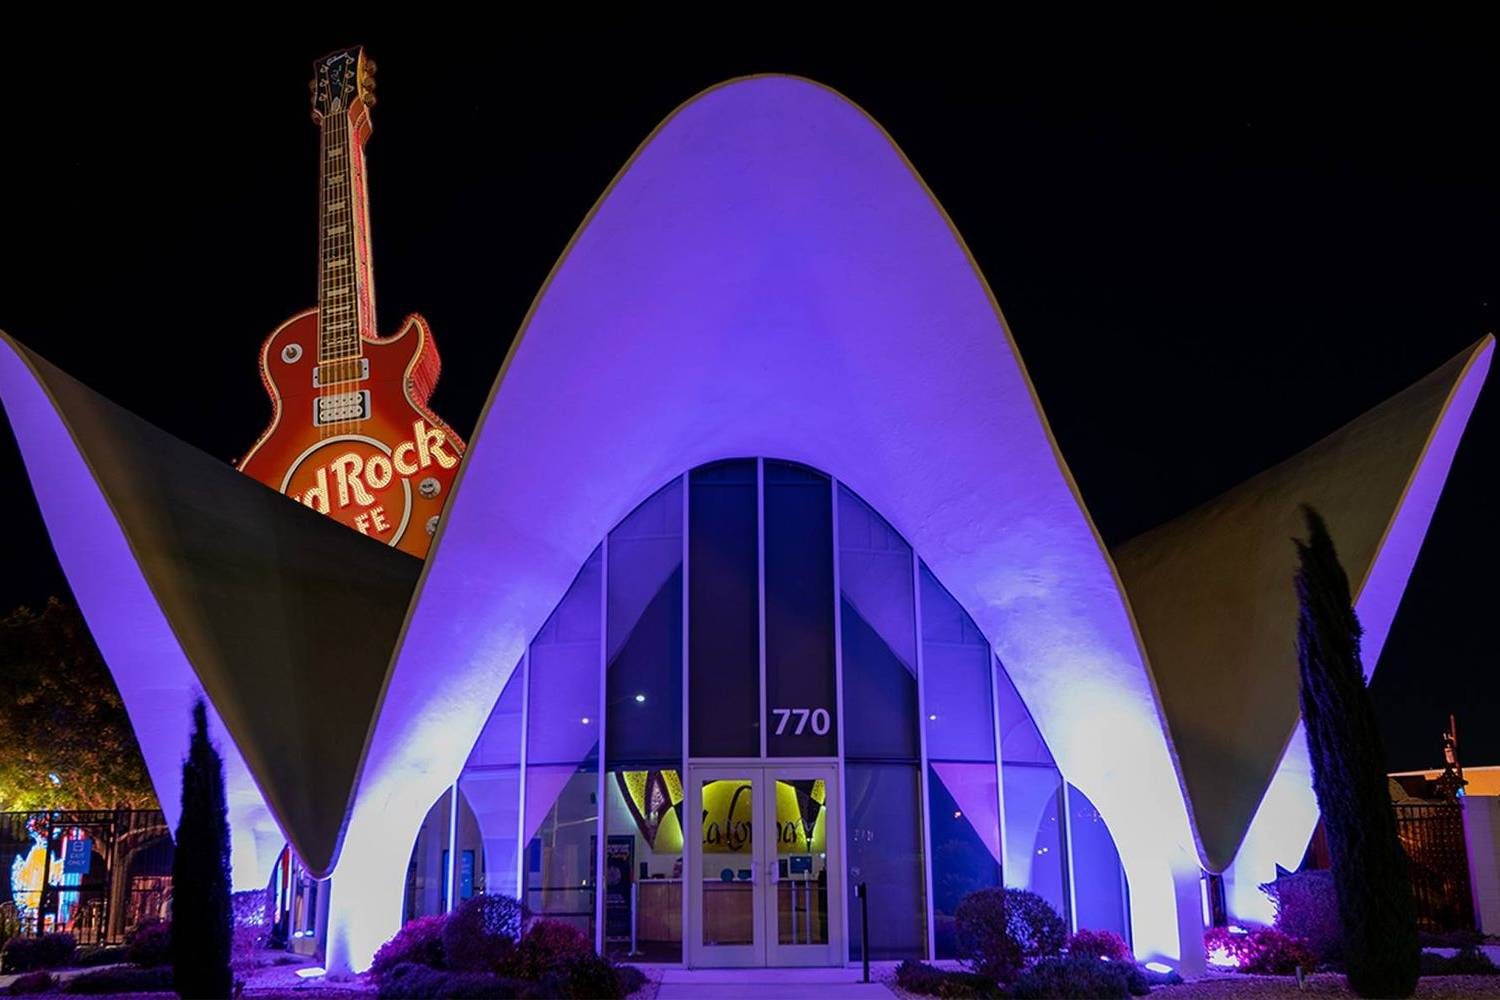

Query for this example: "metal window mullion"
[830,477,851,965]
[595,538,609,954]
[445,782,459,913]
[912,558,937,961]
[516,648,531,904]
[681,473,692,963]
[757,458,767,759]
[991,655,1008,890]
[1060,777,1078,933]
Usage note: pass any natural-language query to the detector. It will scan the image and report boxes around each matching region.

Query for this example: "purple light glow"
[0,335,284,891]
[325,75,1202,972]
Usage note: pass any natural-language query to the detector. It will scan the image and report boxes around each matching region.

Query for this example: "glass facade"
[405,459,1130,962]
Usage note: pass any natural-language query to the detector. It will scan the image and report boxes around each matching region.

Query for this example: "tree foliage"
[1294,506,1419,998]
[171,700,232,1000]
[0,599,156,811]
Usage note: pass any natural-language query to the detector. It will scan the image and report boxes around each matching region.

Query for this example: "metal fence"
[1393,801,1474,934]
[0,809,173,944]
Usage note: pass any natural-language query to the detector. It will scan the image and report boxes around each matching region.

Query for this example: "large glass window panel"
[522,767,598,938]
[604,768,684,961]
[996,657,1055,765]
[845,763,925,960]
[1067,783,1129,940]
[689,460,759,757]
[1002,763,1068,923]
[607,478,683,763]
[929,763,1002,958]
[528,548,603,767]
[765,461,836,757]
[838,487,918,760]
[920,565,995,763]
[461,659,524,898]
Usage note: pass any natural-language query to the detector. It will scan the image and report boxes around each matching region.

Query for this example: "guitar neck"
[317,105,376,364]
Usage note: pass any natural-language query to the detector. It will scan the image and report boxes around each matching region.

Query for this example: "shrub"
[1204,925,1317,975]
[532,951,628,999]
[1260,868,1342,963]
[616,964,648,995]
[1419,946,1498,976]
[373,914,448,978]
[893,958,1003,998]
[73,945,130,967]
[953,887,1066,983]
[6,971,54,995]
[63,965,174,993]
[504,919,593,980]
[1069,929,1133,963]
[126,916,171,967]
[171,699,233,1000]
[1,933,77,972]
[378,962,450,999]
[435,970,526,998]
[1011,955,1149,999]
[1239,927,1318,976]
[442,894,525,972]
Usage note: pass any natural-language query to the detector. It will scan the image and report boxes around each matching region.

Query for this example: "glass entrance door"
[687,764,842,967]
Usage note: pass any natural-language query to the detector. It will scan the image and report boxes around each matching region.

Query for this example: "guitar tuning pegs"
[362,92,377,107]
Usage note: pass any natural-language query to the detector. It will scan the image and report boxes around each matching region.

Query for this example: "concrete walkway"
[654,966,896,998]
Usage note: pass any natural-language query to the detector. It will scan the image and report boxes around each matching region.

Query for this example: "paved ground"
[653,966,896,998]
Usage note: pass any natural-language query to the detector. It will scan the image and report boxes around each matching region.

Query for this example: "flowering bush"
[954,887,1067,983]
[503,919,592,980]
[441,894,525,972]
[1068,929,1133,963]
[1259,868,1341,963]
[372,914,447,979]
[1204,925,1318,975]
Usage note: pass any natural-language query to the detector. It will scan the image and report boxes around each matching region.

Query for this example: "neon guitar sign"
[238,47,465,558]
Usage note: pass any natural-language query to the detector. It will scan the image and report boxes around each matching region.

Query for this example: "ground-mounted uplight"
[1144,962,1173,975]
[295,967,326,979]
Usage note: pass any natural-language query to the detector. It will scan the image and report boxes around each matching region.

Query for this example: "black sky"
[0,19,1494,772]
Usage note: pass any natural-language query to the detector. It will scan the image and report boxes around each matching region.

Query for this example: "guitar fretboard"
[317,106,369,363]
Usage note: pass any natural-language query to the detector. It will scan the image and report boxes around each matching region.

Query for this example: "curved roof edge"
[1116,335,1493,871]
[329,73,1201,972]
[0,332,419,878]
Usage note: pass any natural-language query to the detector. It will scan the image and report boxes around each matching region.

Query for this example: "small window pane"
[929,763,1001,958]
[996,657,1054,765]
[522,766,598,938]
[689,460,760,757]
[607,479,683,763]
[845,763,925,960]
[604,768,684,961]
[838,486,918,760]
[920,564,995,762]
[528,548,603,766]
[765,462,836,757]
[1002,764,1068,923]
[1068,783,1129,941]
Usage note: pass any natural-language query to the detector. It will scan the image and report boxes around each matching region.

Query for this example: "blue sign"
[63,838,92,875]
[720,868,735,883]
[789,854,813,875]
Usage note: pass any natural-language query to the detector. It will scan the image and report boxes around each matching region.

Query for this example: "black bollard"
[856,881,869,983]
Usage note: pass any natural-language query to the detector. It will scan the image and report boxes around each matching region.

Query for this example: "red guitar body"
[237,309,465,559]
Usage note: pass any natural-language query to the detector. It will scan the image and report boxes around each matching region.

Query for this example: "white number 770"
[772,707,830,736]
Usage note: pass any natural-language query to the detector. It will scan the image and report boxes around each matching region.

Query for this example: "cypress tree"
[1294,506,1419,997]
[172,699,233,999]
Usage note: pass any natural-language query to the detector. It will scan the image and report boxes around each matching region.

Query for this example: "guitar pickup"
[313,390,371,425]
[313,357,370,387]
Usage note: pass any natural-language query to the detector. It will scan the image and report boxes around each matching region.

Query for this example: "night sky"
[1,21,1494,773]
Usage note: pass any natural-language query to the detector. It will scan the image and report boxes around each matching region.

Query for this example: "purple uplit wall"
[324,75,1202,973]
[1224,337,1493,923]
[0,335,284,891]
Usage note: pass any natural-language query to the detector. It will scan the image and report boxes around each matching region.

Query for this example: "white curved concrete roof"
[327,75,1202,972]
